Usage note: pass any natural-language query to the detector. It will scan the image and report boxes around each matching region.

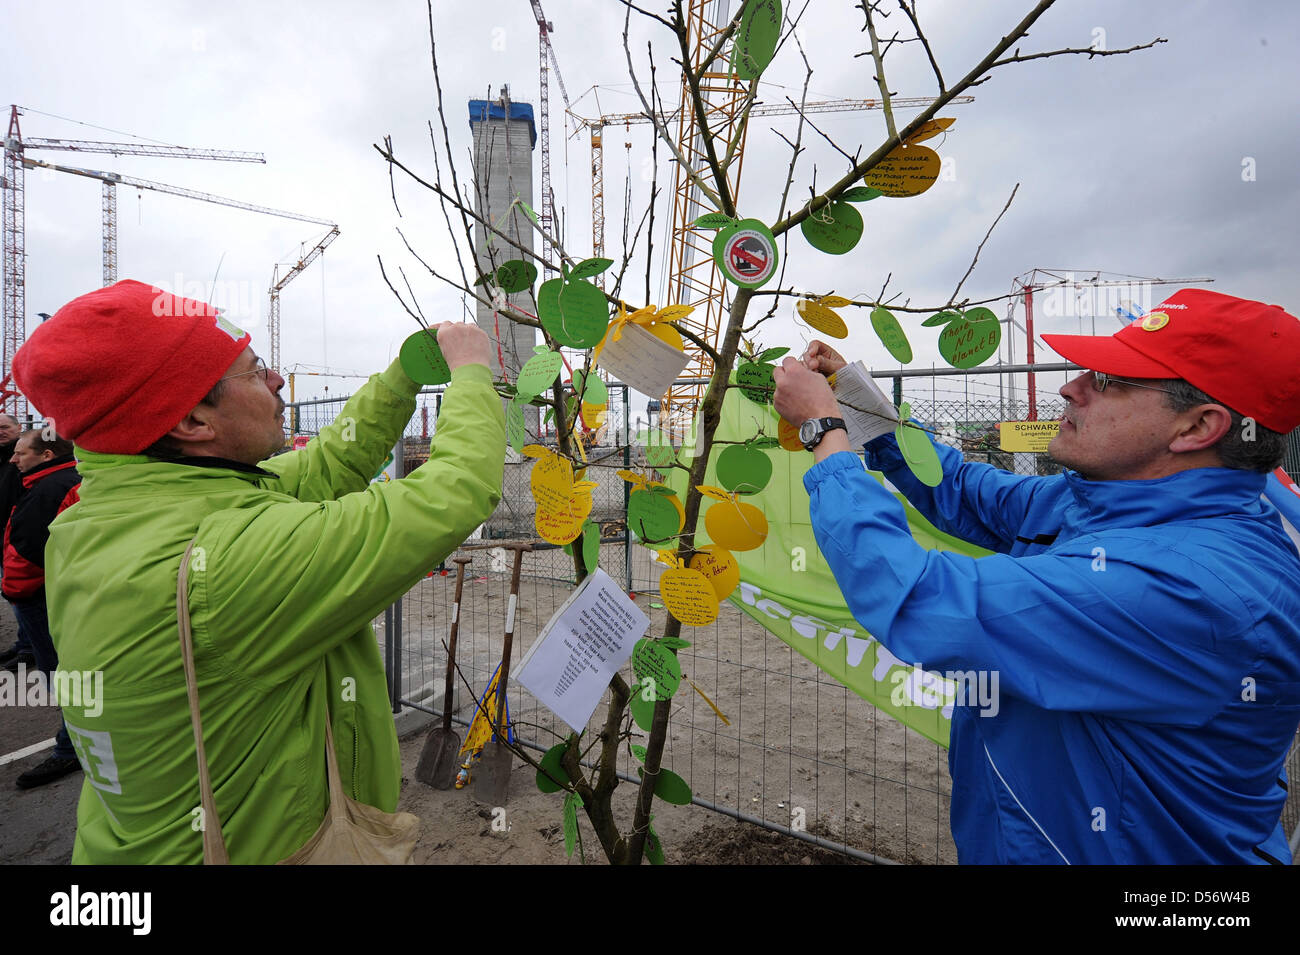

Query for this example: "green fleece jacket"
[46,361,504,864]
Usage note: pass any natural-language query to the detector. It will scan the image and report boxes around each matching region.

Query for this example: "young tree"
[377,0,1162,864]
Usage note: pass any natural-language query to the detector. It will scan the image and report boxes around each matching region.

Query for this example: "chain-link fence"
[286,372,1300,864]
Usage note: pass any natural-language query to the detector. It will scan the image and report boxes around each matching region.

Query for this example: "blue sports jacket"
[804,434,1300,864]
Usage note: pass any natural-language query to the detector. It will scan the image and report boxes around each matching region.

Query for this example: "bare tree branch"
[948,183,1019,305]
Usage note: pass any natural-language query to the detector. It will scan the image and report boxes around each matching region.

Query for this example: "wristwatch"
[799,417,847,451]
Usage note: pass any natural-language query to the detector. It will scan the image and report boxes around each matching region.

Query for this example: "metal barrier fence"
[285,376,1300,864]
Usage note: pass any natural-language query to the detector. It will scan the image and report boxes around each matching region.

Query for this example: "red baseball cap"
[13,279,252,453]
[1042,288,1300,433]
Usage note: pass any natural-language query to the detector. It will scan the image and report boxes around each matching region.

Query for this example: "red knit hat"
[12,279,252,453]
[1042,288,1300,433]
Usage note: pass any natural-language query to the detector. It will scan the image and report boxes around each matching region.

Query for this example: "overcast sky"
[5,0,1298,418]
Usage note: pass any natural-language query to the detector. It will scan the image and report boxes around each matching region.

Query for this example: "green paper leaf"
[546,280,609,348]
[736,362,775,405]
[506,398,527,452]
[536,742,568,793]
[630,744,647,764]
[646,820,666,865]
[690,212,736,230]
[733,0,781,81]
[800,200,864,255]
[895,406,943,487]
[938,311,1001,369]
[628,488,680,544]
[537,278,565,333]
[870,307,913,364]
[653,768,693,806]
[472,272,492,288]
[841,185,885,202]
[660,636,691,650]
[563,791,583,857]
[493,259,537,294]
[639,431,677,468]
[632,638,682,700]
[516,349,563,400]
[398,330,452,386]
[517,199,539,224]
[922,309,961,328]
[716,442,773,495]
[749,436,780,450]
[543,406,555,426]
[572,367,609,405]
[581,519,600,572]
[757,346,790,363]
[629,682,656,731]
[568,257,615,281]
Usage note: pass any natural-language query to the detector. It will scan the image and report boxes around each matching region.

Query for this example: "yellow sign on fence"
[999,420,1060,453]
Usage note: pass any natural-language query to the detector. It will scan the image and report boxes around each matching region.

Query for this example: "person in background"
[0,413,34,673]
[4,430,82,788]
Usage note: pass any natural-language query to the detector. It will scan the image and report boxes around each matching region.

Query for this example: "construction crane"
[3,104,266,418]
[572,94,973,269]
[528,0,571,269]
[269,227,340,374]
[18,155,335,398]
[611,2,976,427]
[1008,269,1214,420]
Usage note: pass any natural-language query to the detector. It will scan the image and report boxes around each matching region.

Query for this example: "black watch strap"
[801,416,847,450]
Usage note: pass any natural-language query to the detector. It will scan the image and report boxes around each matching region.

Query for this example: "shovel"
[415,556,472,788]
[474,543,529,806]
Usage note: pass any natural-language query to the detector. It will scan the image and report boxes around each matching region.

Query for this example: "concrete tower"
[468,89,537,379]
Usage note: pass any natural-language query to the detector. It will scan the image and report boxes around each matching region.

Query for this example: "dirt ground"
[0,543,958,865]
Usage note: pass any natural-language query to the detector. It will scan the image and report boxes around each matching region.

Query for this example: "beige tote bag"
[177,538,421,864]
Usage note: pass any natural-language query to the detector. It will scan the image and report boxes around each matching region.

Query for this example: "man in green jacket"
[12,279,505,863]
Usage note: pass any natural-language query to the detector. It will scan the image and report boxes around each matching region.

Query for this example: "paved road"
[0,607,80,864]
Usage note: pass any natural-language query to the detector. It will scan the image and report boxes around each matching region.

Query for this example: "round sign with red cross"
[713,218,778,289]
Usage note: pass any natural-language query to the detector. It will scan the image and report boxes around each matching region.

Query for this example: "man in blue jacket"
[772,288,1300,864]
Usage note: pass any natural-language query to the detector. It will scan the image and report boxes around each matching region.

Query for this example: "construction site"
[2,0,1299,896]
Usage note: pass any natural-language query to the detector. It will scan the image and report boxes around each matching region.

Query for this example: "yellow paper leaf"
[778,417,805,452]
[705,498,769,552]
[689,545,739,601]
[796,300,849,339]
[521,444,550,458]
[863,143,941,198]
[815,295,853,308]
[695,485,732,502]
[655,549,682,569]
[904,117,955,145]
[656,304,695,322]
[661,568,720,626]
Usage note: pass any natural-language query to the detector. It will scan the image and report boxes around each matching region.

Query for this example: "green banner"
[666,383,990,747]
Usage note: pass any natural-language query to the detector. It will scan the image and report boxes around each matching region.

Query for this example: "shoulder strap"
[177,536,230,865]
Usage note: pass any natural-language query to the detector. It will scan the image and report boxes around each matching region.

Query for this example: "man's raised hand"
[435,322,493,371]
[802,340,847,377]
[773,357,841,427]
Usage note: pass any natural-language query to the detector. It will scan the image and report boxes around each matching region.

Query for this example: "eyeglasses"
[220,356,269,383]
[1091,372,1175,396]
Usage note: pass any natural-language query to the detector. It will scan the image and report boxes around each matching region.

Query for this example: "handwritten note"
[597,323,689,398]
[514,569,650,732]
[661,569,719,626]
[863,144,940,197]
[632,638,683,701]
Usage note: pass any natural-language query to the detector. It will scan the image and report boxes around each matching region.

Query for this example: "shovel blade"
[414,727,462,790]
[473,742,513,806]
